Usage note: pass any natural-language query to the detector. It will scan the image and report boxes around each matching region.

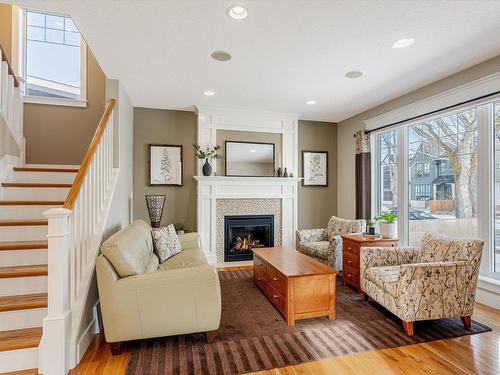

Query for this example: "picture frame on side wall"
[148,144,183,186]
[302,151,328,186]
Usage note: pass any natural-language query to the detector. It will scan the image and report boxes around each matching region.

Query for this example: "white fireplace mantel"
[194,176,301,263]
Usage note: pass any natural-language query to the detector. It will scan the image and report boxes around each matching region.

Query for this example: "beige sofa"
[296,215,366,271]
[360,232,484,336]
[96,220,221,353]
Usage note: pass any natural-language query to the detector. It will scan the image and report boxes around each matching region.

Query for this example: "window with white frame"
[22,9,86,104]
[372,99,500,278]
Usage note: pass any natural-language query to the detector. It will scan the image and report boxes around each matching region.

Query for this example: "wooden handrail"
[0,42,19,87]
[64,99,116,209]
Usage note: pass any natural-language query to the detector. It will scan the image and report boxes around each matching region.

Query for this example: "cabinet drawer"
[343,251,359,269]
[343,266,359,286]
[344,240,359,254]
[254,255,268,279]
[255,272,268,293]
[268,266,287,298]
[268,284,287,316]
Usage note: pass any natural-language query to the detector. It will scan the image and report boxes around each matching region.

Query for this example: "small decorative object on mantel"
[145,194,166,228]
[276,167,282,177]
[289,172,294,178]
[173,222,189,235]
[302,151,328,186]
[148,144,183,186]
[193,144,221,176]
[283,168,289,177]
[376,211,398,239]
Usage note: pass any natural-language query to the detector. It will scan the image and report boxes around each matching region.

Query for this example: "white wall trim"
[364,71,500,131]
[477,276,500,310]
[24,96,88,108]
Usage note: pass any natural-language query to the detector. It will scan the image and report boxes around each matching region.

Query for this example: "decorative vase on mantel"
[202,159,212,176]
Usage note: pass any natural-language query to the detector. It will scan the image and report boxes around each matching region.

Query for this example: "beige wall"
[298,120,337,229]
[133,108,197,231]
[216,130,282,175]
[337,54,500,219]
[23,49,106,165]
[0,3,12,61]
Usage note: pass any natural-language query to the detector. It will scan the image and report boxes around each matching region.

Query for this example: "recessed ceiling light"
[203,90,215,96]
[226,5,248,20]
[306,100,317,105]
[211,51,232,62]
[392,38,415,49]
[345,70,364,79]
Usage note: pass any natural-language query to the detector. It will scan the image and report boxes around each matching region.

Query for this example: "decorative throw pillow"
[151,224,182,263]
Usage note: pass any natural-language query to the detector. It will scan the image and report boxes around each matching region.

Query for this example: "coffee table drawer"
[254,255,268,279]
[255,272,268,293]
[268,284,286,316]
[268,266,286,297]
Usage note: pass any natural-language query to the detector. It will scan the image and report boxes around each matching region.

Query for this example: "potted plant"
[193,144,221,176]
[376,212,398,239]
[173,222,189,235]
[366,219,376,235]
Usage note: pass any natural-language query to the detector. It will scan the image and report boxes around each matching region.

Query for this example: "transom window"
[22,9,86,104]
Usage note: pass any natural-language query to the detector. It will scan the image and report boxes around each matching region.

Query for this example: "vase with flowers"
[193,144,221,176]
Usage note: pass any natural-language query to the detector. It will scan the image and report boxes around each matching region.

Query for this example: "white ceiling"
[10,0,500,122]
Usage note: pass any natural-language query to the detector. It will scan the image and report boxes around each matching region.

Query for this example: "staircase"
[0,166,78,374]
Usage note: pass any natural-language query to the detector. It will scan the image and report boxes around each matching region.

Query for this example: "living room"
[0,1,500,374]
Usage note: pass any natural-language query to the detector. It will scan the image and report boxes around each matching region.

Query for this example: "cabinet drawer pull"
[273,294,279,298]
[257,277,262,281]
[347,260,352,265]
[347,246,352,250]
[347,274,352,278]
[272,277,279,281]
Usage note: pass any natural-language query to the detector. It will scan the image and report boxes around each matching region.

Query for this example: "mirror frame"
[224,140,276,177]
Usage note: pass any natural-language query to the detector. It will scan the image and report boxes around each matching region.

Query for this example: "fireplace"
[224,215,274,262]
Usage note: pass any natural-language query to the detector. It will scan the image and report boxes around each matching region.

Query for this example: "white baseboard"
[75,315,97,366]
[477,276,500,310]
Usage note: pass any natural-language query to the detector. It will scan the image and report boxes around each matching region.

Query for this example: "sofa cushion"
[152,224,182,262]
[298,241,330,261]
[419,232,484,264]
[100,220,159,278]
[159,248,208,271]
[326,216,365,240]
[364,265,400,297]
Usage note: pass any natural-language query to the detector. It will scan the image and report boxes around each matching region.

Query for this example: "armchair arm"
[296,228,327,245]
[397,261,472,321]
[178,232,201,250]
[360,246,420,279]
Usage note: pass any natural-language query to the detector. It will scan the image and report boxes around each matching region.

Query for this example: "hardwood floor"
[68,287,500,375]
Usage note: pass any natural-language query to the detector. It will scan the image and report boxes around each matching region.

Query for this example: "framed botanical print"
[148,144,183,186]
[302,151,328,186]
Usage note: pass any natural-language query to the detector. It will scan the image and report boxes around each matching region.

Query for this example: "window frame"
[19,8,87,108]
[371,96,500,281]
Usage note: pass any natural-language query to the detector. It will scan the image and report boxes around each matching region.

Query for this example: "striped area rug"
[126,269,490,375]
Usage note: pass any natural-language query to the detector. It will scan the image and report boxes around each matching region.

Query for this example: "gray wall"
[337,54,500,219]
[298,120,338,229]
[133,108,197,231]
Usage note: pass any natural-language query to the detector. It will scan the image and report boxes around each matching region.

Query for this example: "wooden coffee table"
[253,247,337,326]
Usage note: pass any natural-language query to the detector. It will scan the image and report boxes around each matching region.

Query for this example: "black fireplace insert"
[224,215,274,262]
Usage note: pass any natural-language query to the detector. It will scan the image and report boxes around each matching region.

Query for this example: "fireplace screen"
[224,215,274,262]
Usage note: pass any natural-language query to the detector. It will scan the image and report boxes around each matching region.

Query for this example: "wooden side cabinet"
[341,234,399,293]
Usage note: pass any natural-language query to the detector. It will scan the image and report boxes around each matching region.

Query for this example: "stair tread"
[0,369,38,375]
[1,182,72,188]
[0,293,47,312]
[14,166,78,173]
[0,327,42,352]
[0,241,48,251]
[0,265,48,278]
[0,200,64,206]
[0,219,48,227]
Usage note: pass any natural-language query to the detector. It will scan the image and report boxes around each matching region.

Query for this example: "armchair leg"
[361,292,369,301]
[206,330,218,343]
[110,342,122,355]
[402,321,414,337]
[461,316,472,329]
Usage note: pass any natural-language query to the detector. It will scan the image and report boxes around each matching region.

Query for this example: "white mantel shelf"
[194,175,301,264]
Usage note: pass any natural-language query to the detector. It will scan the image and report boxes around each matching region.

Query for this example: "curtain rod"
[354,89,500,137]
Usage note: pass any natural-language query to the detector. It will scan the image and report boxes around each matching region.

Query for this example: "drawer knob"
[272,277,279,281]
[347,246,352,250]
[348,274,352,278]
[257,277,262,281]
[347,260,352,265]
[273,294,279,298]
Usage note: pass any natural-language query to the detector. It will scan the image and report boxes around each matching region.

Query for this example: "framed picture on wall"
[148,144,183,186]
[302,151,328,186]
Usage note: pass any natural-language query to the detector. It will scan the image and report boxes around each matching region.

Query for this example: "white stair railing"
[43,99,116,375]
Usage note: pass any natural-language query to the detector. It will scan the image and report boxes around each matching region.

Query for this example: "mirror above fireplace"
[225,141,275,177]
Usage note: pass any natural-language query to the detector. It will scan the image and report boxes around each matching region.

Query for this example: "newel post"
[43,208,72,375]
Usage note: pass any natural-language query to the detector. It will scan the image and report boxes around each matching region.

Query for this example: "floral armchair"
[360,232,484,336]
[296,216,366,271]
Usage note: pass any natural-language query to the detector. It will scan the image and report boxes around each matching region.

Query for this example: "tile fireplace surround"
[194,176,301,264]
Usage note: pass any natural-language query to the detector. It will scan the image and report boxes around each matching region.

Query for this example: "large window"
[373,99,499,278]
[23,9,86,104]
